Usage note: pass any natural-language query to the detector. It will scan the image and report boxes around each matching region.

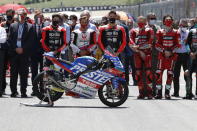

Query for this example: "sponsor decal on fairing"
[81,70,114,85]
[70,63,87,74]
[72,82,98,98]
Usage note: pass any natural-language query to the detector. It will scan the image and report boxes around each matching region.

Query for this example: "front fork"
[106,77,124,97]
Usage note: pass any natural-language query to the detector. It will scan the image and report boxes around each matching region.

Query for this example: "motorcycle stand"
[20,89,54,107]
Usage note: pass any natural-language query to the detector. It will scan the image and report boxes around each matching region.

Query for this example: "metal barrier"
[118,0,197,20]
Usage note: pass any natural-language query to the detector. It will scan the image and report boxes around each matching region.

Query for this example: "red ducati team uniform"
[155,29,181,90]
[130,27,154,96]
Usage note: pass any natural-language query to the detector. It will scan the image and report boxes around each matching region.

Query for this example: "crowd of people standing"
[0,9,196,100]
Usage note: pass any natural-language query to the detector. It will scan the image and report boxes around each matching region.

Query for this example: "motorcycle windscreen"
[104,46,125,72]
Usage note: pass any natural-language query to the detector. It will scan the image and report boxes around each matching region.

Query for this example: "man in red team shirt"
[155,15,181,99]
[129,16,154,99]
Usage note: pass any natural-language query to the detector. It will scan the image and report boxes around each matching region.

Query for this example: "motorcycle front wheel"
[33,71,64,102]
[98,81,129,107]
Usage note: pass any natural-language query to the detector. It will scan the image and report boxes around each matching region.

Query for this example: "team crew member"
[98,10,126,56]
[173,19,190,97]
[41,14,67,58]
[130,16,154,99]
[70,16,97,57]
[155,15,181,99]
[184,22,197,99]
[75,10,97,31]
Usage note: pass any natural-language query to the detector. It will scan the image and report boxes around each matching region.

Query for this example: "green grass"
[0,0,143,9]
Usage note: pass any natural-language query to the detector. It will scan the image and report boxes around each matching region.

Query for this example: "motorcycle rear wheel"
[33,71,64,102]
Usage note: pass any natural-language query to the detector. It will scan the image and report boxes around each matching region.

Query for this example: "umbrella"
[0,4,30,14]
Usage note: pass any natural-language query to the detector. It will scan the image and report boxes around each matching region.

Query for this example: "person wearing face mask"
[98,10,126,57]
[68,15,78,32]
[189,18,197,30]
[155,15,181,99]
[8,9,34,98]
[70,16,97,57]
[1,9,15,32]
[41,14,67,65]
[146,13,161,97]
[172,19,190,98]
[62,14,68,24]
[146,13,161,31]
[129,16,154,99]
[0,9,15,95]
[30,11,45,96]
[43,17,51,27]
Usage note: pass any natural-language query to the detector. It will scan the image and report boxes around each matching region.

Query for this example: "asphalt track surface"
[0,71,196,131]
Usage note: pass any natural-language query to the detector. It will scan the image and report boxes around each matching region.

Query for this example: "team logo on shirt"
[82,33,87,40]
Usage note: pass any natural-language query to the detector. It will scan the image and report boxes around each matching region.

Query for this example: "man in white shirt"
[0,26,7,97]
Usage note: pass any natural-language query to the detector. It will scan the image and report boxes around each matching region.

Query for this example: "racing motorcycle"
[33,47,129,107]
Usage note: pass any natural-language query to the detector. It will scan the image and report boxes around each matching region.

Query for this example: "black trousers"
[0,49,7,94]
[30,54,43,90]
[186,55,197,95]
[2,50,9,92]
[173,53,190,95]
[10,54,29,95]
[151,48,158,94]
[124,55,137,85]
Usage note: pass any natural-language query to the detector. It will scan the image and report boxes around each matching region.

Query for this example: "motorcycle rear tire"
[33,71,64,102]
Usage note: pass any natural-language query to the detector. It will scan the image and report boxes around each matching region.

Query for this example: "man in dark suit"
[30,11,44,96]
[0,9,15,95]
[8,9,33,98]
